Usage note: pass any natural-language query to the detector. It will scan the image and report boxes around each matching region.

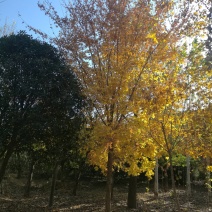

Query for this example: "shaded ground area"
[0,176,211,211]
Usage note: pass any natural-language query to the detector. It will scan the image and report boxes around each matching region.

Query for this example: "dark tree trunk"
[127,175,137,209]
[154,158,159,198]
[0,147,14,184]
[206,157,211,194]
[105,149,113,212]
[72,159,86,196]
[164,167,169,192]
[111,173,114,200]
[186,156,191,197]
[16,152,22,179]
[49,162,61,208]
[0,130,18,184]
[24,158,36,197]
[168,151,180,211]
[72,169,81,196]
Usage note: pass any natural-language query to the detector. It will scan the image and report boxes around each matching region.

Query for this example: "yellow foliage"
[42,0,212,177]
[207,166,212,172]
[146,33,158,44]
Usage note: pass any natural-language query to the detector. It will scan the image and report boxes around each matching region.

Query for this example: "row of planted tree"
[0,0,212,211]
[1,150,211,208]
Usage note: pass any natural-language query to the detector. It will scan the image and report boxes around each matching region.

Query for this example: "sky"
[0,0,65,38]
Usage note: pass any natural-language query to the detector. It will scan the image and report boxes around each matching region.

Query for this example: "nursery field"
[0,175,211,212]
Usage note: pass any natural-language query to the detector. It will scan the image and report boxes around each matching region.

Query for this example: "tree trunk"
[127,175,137,209]
[24,158,36,197]
[163,166,169,192]
[0,147,14,184]
[105,149,113,212]
[49,162,61,208]
[0,131,18,184]
[186,156,191,197]
[111,173,114,200]
[154,158,159,198]
[16,152,22,179]
[206,157,211,194]
[168,151,180,211]
[72,169,81,196]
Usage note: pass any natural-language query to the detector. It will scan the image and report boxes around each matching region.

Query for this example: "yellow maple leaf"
[146,33,158,44]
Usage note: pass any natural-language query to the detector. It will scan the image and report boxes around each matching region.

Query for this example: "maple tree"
[143,53,189,209]
[36,0,210,210]
[135,2,211,206]
[184,2,212,193]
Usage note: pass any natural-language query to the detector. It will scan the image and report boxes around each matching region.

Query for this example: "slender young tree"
[205,1,212,195]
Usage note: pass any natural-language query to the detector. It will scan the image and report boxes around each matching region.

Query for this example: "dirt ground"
[0,176,211,211]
